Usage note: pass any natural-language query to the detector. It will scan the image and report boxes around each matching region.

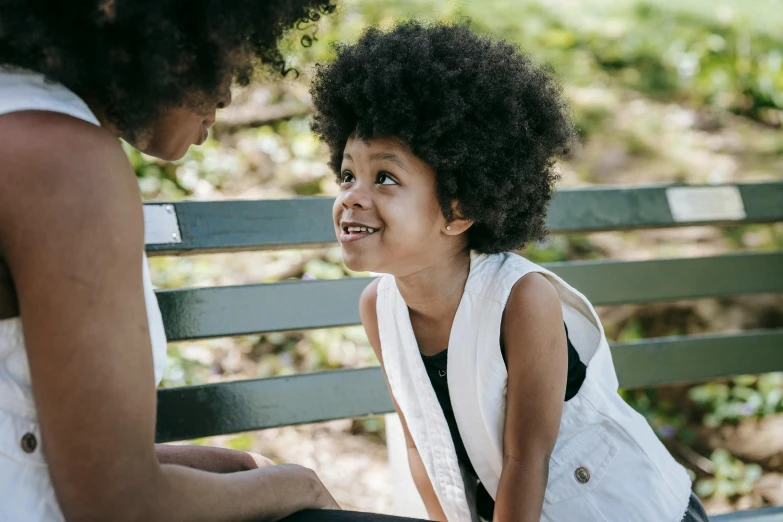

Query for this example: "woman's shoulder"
[0,68,100,126]
[0,110,143,259]
[0,110,134,198]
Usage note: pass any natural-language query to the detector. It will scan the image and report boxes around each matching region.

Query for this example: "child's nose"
[341,183,372,209]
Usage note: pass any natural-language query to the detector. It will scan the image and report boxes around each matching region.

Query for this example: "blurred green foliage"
[696,449,764,500]
[464,1,783,125]
[690,374,783,427]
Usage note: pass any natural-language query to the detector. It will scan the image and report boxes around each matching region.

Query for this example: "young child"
[310,21,709,522]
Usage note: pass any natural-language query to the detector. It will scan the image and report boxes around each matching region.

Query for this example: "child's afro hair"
[310,20,576,253]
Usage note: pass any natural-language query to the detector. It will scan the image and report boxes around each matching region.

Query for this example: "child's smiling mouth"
[339,221,381,243]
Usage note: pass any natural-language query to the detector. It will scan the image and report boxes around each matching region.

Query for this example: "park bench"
[146,181,783,521]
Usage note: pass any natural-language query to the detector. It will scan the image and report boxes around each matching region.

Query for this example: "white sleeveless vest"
[377,252,692,522]
[0,67,169,521]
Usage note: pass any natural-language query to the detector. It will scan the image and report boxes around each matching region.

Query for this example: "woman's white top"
[377,251,692,522]
[0,68,168,521]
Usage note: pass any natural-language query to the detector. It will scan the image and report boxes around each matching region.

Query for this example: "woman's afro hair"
[0,0,335,136]
[310,20,576,254]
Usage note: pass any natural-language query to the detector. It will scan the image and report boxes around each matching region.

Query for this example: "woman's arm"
[359,280,447,522]
[156,444,275,473]
[0,111,338,522]
[493,273,568,522]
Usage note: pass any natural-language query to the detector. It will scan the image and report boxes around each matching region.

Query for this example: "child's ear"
[444,201,474,235]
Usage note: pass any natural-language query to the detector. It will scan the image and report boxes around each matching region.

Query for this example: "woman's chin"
[141,141,190,162]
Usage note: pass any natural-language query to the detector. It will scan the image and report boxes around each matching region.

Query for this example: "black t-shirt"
[420,324,586,521]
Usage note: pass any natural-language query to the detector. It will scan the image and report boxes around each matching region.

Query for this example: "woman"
[0,2,353,520]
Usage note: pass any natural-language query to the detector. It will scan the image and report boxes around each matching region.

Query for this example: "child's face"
[333,136,456,275]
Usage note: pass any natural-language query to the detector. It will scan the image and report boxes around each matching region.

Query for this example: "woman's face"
[131,86,232,161]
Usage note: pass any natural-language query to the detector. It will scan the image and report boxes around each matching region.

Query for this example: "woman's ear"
[444,201,473,235]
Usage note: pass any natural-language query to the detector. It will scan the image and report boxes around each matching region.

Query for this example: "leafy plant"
[620,388,693,443]
[695,449,763,499]
[689,373,783,427]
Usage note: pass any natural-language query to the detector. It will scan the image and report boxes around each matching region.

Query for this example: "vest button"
[574,466,590,484]
[21,432,37,453]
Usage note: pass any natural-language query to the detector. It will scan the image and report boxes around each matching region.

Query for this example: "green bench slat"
[551,251,783,306]
[145,181,783,255]
[157,278,371,341]
[156,252,783,341]
[612,329,783,388]
[548,181,783,232]
[713,506,783,521]
[155,328,783,442]
[156,367,391,443]
[737,182,783,224]
[147,198,336,256]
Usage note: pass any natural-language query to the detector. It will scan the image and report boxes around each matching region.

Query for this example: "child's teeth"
[345,225,378,233]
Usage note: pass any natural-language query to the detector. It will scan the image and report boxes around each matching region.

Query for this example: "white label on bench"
[666,186,746,222]
[143,204,183,244]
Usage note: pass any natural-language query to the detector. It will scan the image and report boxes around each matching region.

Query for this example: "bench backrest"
[148,181,783,443]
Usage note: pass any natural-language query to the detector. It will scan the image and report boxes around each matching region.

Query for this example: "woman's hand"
[247,451,276,468]
[284,465,341,510]
[156,444,277,473]
[309,469,342,510]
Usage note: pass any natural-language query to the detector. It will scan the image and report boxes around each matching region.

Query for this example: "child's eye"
[376,172,398,185]
[340,171,355,184]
